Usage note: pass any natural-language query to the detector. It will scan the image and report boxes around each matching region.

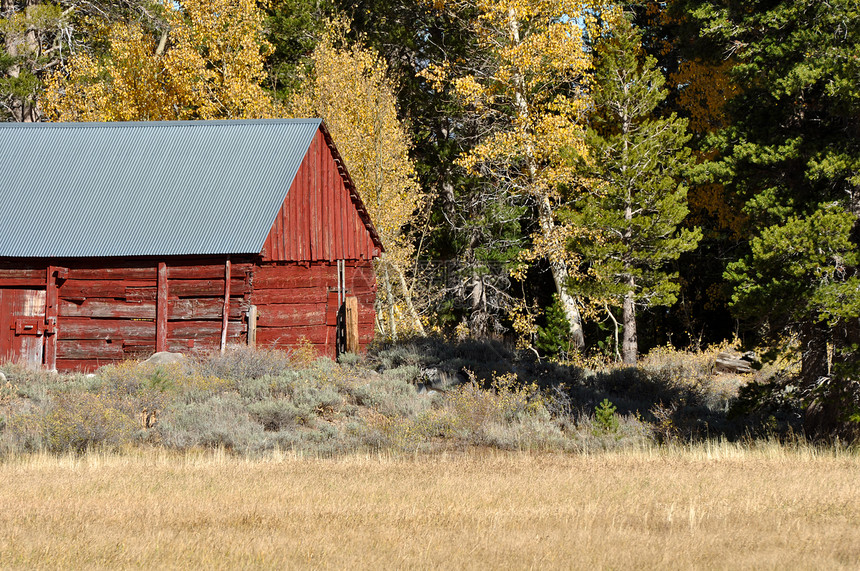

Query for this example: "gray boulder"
[143,351,186,366]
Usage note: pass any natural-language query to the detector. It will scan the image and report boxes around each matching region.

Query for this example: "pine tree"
[688,0,860,430]
[566,16,701,364]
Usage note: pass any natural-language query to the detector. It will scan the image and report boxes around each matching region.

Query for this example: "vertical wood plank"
[220,259,231,353]
[294,163,303,260]
[339,165,347,259]
[313,130,321,260]
[284,179,293,261]
[156,262,168,352]
[308,138,315,261]
[276,190,285,260]
[305,158,312,261]
[247,304,257,348]
[345,296,359,353]
[44,266,59,370]
[326,135,335,260]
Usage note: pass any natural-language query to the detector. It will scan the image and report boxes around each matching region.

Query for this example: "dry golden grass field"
[0,444,858,570]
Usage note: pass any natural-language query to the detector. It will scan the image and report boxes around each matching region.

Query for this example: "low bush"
[1,337,806,456]
[157,394,266,454]
[44,391,139,453]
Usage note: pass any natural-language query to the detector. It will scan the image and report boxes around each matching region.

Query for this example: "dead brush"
[651,401,680,443]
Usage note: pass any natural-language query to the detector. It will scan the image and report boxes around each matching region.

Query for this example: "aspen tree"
[43,0,278,121]
[290,21,427,339]
[421,0,621,347]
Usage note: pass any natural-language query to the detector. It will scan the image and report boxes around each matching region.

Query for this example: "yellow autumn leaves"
[288,21,427,337]
[43,4,426,338]
[43,0,277,121]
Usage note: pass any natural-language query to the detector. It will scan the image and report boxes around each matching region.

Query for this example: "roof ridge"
[0,118,323,129]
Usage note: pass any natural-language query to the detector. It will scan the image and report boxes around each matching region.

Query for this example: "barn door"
[0,289,46,367]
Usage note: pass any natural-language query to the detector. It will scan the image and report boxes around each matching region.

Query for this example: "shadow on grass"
[367,336,796,442]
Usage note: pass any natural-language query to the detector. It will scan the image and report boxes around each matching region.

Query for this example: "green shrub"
[594,398,620,435]
[535,295,574,359]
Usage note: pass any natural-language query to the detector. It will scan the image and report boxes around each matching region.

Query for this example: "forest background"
[2,0,859,436]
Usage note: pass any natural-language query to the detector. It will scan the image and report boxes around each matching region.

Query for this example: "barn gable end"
[261,128,382,262]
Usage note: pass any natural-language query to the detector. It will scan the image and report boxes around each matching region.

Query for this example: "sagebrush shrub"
[157,394,266,453]
[44,392,138,452]
[248,399,303,431]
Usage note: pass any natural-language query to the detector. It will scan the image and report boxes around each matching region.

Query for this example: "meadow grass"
[0,442,858,569]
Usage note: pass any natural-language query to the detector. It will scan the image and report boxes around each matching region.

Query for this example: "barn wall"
[261,130,379,263]
[250,260,376,356]
[1,260,251,372]
[1,257,377,371]
[57,262,250,371]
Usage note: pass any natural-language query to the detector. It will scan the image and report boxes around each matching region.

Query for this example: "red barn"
[0,119,382,371]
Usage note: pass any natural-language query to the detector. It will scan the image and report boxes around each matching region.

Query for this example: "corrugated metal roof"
[0,119,323,258]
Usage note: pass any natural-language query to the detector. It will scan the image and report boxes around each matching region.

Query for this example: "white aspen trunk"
[536,195,585,347]
[393,259,426,336]
[382,263,398,342]
[508,9,585,348]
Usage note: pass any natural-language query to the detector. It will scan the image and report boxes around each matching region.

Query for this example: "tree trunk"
[3,0,40,122]
[536,195,585,347]
[505,10,584,347]
[800,321,830,387]
[468,270,488,337]
[382,263,398,342]
[622,277,637,364]
[392,258,425,336]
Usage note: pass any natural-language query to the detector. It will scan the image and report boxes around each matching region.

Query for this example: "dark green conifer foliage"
[688,0,860,428]
[535,294,574,359]
[566,17,701,364]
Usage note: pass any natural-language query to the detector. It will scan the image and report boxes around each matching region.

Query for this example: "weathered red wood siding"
[261,130,379,263]
[1,256,376,371]
[1,261,251,372]
[250,261,376,356]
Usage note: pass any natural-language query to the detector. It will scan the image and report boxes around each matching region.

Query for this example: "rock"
[740,351,758,363]
[143,351,186,366]
[417,367,469,396]
[416,383,446,396]
[0,371,6,384]
[715,351,753,374]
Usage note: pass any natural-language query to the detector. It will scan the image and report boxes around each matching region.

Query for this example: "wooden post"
[156,262,168,352]
[344,296,359,354]
[247,304,257,348]
[220,259,231,354]
[44,266,61,371]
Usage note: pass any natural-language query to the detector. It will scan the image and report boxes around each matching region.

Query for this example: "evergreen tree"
[566,16,701,364]
[689,0,860,430]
